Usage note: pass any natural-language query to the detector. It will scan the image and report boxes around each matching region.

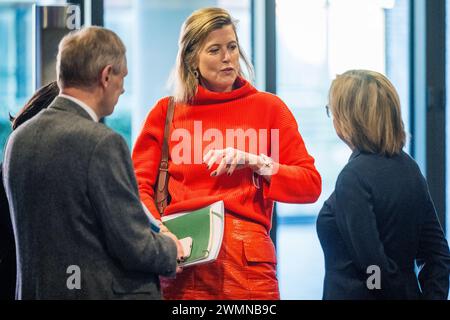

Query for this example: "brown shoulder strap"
[155,97,175,215]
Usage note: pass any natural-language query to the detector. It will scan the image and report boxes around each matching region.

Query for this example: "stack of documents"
[162,201,224,267]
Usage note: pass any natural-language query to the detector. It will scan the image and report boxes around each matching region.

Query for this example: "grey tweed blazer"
[2,96,176,300]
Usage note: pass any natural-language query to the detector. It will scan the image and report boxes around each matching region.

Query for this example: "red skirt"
[161,211,280,300]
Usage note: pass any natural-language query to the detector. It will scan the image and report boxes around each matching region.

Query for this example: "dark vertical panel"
[426,0,446,229]
[265,0,276,95]
[264,0,277,246]
[409,0,416,159]
[250,0,255,65]
[90,0,104,124]
[91,0,103,27]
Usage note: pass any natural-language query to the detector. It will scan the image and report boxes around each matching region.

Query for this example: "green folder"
[162,201,224,267]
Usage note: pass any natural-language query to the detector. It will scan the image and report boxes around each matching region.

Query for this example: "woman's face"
[197,25,240,93]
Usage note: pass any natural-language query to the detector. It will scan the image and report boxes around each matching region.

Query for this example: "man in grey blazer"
[2,26,183,299]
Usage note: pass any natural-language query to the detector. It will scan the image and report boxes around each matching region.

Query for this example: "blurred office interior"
[0,0,448,299]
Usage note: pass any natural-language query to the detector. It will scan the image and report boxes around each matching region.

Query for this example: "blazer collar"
[49,96,96,122]
[349,149,361,162]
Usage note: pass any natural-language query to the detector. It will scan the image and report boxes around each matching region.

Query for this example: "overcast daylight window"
[0,2,34,159]
[275,0,410,299]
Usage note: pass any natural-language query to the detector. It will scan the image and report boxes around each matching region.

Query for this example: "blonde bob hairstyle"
[329,70,406,156]
[170,7,254,103]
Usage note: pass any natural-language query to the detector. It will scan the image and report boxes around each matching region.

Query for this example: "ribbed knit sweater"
[132,78,321,232]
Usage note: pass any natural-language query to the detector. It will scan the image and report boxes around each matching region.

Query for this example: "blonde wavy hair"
[170,7,254,103]
[329,70,406,156]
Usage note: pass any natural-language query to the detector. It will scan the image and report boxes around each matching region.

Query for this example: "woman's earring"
[193,70,199,79]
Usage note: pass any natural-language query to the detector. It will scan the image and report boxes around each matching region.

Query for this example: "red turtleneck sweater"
[132,79,321,232]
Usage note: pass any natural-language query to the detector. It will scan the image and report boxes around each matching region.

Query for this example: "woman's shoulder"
[347,150,417,169]
[339,152,385,176]
[338,150,423,187]
[153,96,172,111]
[252,90,286,105]
[336,152,375,186]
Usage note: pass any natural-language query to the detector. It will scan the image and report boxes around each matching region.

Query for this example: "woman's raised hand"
[203,147,260,177]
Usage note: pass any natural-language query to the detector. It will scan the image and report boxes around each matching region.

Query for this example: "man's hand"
[158,223,169,233]
[161,230,185,274]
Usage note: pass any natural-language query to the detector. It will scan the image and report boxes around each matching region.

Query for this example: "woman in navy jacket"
[317,70,450,300]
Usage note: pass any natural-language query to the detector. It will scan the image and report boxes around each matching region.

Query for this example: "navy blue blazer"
[317,150,450,300]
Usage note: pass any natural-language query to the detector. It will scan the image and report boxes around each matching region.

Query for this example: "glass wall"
[0,2,34,159]
[276,0,410,299]
[444,0,449,301]
[103,0,134,147]
[0,0,67,158]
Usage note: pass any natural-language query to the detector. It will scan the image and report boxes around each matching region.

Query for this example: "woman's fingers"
[227,153,239,176]
[203,148,214,164]
[204,148,253,176]
[212,149,235,176]
[212,152,230,176]
[206,151,221,169]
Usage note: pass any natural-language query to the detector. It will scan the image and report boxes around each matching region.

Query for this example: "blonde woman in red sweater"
[132,7,321,300]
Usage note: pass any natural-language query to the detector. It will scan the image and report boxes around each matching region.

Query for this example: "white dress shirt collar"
[59,94,99,122]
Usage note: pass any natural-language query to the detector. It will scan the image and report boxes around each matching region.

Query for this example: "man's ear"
[100,65,113,88]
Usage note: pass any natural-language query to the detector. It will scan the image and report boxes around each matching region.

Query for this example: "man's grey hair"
[56,26,126,89]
